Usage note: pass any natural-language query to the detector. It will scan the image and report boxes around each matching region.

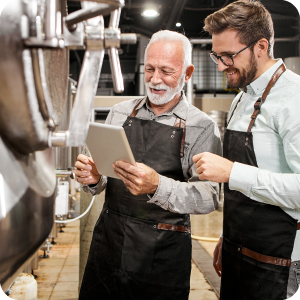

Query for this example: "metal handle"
[65,1,122,31]
[55,168,75,179]
[108,8,124,93]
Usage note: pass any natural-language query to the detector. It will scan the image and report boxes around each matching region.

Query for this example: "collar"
[246,59,283,95]
[136,92,189,121]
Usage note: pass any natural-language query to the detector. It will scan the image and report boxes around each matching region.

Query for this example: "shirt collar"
[136,92,189,120]
[246,58,283,95]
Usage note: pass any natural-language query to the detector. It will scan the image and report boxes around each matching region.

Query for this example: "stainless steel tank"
[0,0,68,290]
[207,110,228,142]
[0,0,136,292]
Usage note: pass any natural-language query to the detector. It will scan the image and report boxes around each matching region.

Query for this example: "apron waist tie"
[158,223,191,233]
[241,246,291,267]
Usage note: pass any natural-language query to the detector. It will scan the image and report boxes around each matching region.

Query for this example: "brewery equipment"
[0,0,136,291]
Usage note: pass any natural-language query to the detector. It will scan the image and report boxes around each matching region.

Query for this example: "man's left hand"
[112,161,159,195]
[192,152,233,183]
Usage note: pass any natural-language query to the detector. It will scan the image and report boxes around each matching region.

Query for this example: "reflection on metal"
[108,8,124,93]
[0,0,136,292]
[65,1,122,31]
[0,137,55,292]
[55,168,76,179]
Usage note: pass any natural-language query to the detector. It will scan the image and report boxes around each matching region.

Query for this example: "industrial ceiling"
[68,0,299,39]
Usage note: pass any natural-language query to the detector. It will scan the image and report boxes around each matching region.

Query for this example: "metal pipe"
[109,6,121,27]
[51,131,67,147]
[120,33,137,44]
[64,2,121,31]
[45,0,57,38]
[108,7,124,93]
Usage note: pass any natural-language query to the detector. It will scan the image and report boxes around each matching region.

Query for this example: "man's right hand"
[74,154,101,185]
[213,237,223,277]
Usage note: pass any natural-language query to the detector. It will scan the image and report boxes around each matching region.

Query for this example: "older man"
[76,30,221,300]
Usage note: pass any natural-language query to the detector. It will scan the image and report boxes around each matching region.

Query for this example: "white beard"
[145,74,186,105]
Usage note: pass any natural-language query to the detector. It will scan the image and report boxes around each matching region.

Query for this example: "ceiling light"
[142,9,159,17]
[176,23,181,27]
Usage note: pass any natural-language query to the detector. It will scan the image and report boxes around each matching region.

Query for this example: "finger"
[114,169,139,192]
[77,154,89,164]
[195,165,203,175]
[213,260,221,277]
[82,176,99,185]
[113,164,138,183]
[77,176,89,184]
[74,169,90,177]
[195,158,205,169]
[199,173,207,181]
[192,153,203,163]
[114,167,137,186]
[75,161,92,171]
[115,161,138,176]
[87,156,95,163]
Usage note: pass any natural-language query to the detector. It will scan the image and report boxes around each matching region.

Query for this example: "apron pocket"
[240,254,289,300]
[122,217,158,275]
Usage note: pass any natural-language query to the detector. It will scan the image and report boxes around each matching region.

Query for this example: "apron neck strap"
[227,93,244,126]
[247,63,286,132]
[130,98,145,117]
[174,117,186,158]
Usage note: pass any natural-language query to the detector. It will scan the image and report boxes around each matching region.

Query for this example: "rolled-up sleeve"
[148,121,222,214]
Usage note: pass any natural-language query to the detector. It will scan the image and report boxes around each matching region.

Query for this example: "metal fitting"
[104,27,120,48]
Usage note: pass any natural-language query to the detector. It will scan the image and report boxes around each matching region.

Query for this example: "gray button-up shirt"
[83,93,222,214]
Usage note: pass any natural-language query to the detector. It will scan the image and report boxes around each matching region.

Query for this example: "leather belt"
[240,222,300,267]
[241,247,291,267]
[157,223,191,233]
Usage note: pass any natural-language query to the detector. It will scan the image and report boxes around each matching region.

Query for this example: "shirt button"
[237,116,241,119]
[129,120,132,123]
[153,225,156,228]
[171,135,174,138]
[173,131,176,134]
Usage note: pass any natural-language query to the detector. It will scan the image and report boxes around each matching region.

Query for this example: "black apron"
[221,64,298,300]
[80,100,191,300]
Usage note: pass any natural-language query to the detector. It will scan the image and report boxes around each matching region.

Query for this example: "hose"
[191,234,219,242]
[55,195,96,223]
[54,196,220,240]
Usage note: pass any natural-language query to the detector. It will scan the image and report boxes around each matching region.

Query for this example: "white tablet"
[85,122,136,179]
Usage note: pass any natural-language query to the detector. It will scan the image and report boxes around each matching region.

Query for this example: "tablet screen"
[85,122,136,179]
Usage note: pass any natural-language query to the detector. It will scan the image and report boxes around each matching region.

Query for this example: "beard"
[226,52,258,89]
[145,74,186,105]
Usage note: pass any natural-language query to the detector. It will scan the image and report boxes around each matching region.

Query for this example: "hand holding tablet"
[85,122,136,179]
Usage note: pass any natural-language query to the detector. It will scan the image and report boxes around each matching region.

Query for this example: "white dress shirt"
[227,59,300,261]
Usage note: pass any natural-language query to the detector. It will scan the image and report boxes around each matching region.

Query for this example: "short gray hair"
[144,30,192,71]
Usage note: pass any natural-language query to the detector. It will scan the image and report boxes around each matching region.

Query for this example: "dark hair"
[204,0,274,57]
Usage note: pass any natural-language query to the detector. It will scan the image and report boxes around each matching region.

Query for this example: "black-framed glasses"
[209,40,258,66]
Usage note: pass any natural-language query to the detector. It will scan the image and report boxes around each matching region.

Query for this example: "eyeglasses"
[209,40,257,67]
